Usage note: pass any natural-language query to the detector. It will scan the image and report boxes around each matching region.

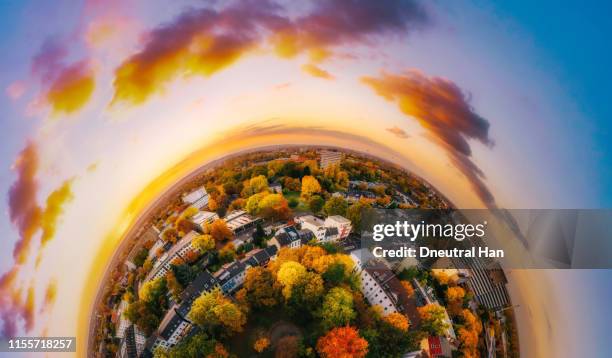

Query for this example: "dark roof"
[178,270,218,315]
[265,245,278,256]
[158,307,187,340]
[121,325,138,358]
[215,261,246,285]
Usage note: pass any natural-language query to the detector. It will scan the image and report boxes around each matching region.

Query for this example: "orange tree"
[316,326,368,358]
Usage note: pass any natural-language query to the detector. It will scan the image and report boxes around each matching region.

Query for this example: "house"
[114,300,130,339]
[268,226,313,250]
[143,231,200,284]
[179,270,220,314]
[190,211,219,231]
[297,215,346,243]
[319,150,343,169]
[182,187,210,210]
[244,246,278,267]
[350,249,421,326]
[324,215,352,239]
[149,306,192,351]
[224,210,262,235]
[215,261,247,294]
[118,324,146,358]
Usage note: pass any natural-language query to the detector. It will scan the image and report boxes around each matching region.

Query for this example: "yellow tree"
[188,287,246,334]
[301,175,321,199]
[193,234,215,253]
[244,266,279,308]
[277,261,307,299]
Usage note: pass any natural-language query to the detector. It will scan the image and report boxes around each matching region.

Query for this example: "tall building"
[119,325,146,358]
[319,150,343,169]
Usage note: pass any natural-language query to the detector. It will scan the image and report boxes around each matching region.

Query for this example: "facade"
[151,306,192,351]
[182,187,210,210]
[319,150,343,169]
[144,231,199,284]
[119,324,146,358]
[297,215,347,243]
[324,215,352,239]
[268,226,313,250]
[224,210,262,235]
[114,300,130,339]
[190,210,219,231]
[215,261,247,294]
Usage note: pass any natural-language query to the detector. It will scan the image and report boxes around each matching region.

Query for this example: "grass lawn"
[283,191,310,212]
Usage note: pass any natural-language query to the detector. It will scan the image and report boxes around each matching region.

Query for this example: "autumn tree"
[219,243,236,264]
[301,175,322,199]
[258,193,291,221]
[308,195,325,214]
[283,177,301,192]
[323,196,348,217]
[457,309,482,357]
[206,219,233,242]
[277,261,307,299]
[346,200,371,233]
[243,266,279,308]
[242,175,269,197]
[320,287,356,330]
[316,326,368,358]
[188,287,246,334]
[446,286,466,316]
[253,337,270,353]
[383,312,409,332]
[161,227,178,243]
[246,192,267,215]
[193,234,215,253]
[400,280,415,297]
[418,303,450,336]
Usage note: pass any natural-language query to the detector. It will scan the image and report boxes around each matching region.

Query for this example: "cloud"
[30,39,95,115]
[8,142,42,264]
[40,280,57,313]
[0,268,35,337]
[40,179,74,246]
[112,0,428,105]
[362,70,496,206]
[301,63,334,79]
[6,81,27,100]
[386,126,410,138]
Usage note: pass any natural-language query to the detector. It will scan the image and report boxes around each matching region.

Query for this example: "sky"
[0,0,611,357]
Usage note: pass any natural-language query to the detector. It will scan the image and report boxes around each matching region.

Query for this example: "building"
[215,261,247,294]
[224,210,262,235]
[297,215,345,243]
[182,187,210,210]
[179,270,220,313]
[119,324,146,358]
[350,249,421,325]
[244,246,278,267]
[143,231,200,284]
[150,306,192,351]
[324,215,352,239]
[319,150,343,169]
[268,226,313,250]
[190,211,219,231]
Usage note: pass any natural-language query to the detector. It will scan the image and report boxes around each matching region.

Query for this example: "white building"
[182,187,210,210]
[319,150,343,169]
[190,211,219,231]
[115,300,131,339]
[297,215,349,243]
[224,210,261,235]
[144,231,199,283]
[324,215,352,239]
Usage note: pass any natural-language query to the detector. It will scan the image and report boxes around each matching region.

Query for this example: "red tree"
[316,326,368,358]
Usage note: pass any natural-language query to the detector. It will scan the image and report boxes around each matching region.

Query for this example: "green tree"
[346,200,371,233]
[319,287,356,330]
[323,196,348,217]
[418,303,450,336]
[308,195,325,214]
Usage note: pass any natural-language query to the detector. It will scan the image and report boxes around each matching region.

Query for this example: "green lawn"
[283,191,310,212]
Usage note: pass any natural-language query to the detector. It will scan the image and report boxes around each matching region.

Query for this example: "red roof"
[428,336,443,357]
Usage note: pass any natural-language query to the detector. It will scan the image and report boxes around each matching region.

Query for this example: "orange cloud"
[41,280,58,313]
[46,61,95,115]
[30,39,95,115]
[301,63,334,79]
[362,70,496,206]
[40,179,74,246]
[0,268,35,336]
[111,0,428,105]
